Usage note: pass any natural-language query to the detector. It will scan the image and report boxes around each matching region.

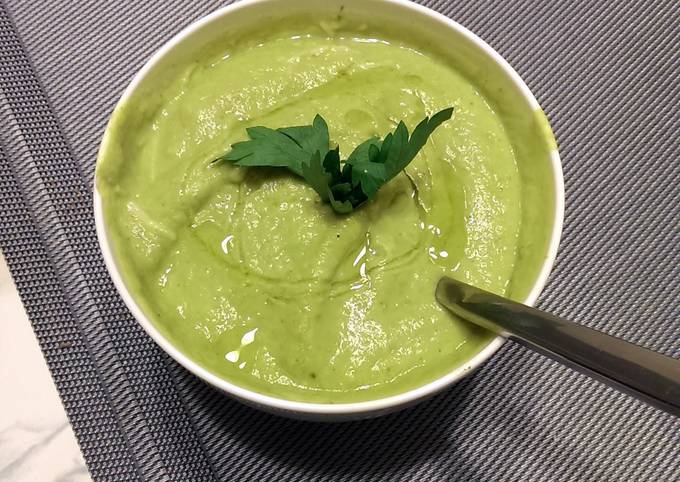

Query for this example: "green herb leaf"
[386,106,454,180]
[321,146,343,185]
[278,114,330,161]
[213,107,453,213]
[345,137,382,165]
[328,189,354,214]
[216,126,306,175]
[300,148,344,202]
[214,115,330,176]
[347,160,386,200]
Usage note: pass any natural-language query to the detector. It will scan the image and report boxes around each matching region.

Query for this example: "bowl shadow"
[170,344,645,480]
[177,366,488,481]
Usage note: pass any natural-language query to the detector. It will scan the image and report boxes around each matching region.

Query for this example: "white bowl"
[94,0,564,420]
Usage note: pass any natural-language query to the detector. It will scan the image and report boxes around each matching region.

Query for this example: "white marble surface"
[0,253,91,482]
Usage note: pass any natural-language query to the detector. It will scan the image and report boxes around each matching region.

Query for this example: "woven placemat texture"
[1,0,678,480]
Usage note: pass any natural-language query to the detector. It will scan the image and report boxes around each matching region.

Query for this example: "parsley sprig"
[213,107,453,213]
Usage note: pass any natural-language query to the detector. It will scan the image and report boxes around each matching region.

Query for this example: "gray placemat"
[1,0,678,480]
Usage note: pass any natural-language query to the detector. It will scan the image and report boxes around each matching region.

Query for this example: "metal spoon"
[436,277,680,417]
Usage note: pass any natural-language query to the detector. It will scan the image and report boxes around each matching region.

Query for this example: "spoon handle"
[436,277,680,417]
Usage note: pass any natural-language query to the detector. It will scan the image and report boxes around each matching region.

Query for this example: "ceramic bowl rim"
[93,0,565,417]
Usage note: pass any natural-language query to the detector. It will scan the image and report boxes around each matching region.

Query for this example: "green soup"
[97,22,555,403]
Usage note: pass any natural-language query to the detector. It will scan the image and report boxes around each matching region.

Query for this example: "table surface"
[0,253,90,482]
[0,0,678,480]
